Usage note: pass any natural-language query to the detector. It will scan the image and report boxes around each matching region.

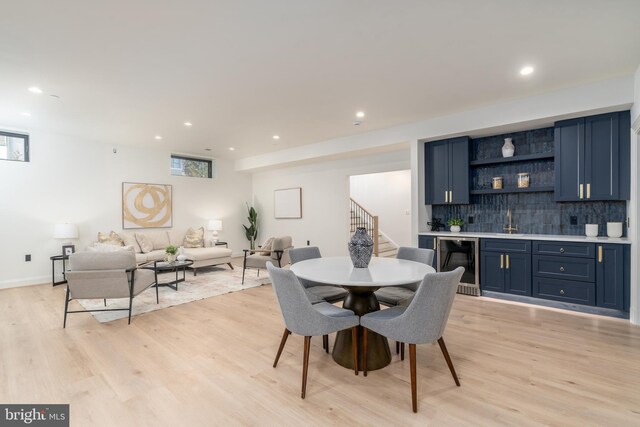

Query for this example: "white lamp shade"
[54,223,78,239]
[208,219,223,231]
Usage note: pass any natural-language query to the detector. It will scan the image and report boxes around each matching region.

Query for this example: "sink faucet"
[504,209,518,234]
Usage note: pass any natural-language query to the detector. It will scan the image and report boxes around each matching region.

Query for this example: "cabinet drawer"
[481,239,531,253]
[533,241,595,258]
[533,255,595,282]
[533,277,595,306]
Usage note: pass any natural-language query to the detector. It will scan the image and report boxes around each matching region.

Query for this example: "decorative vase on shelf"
[348,227,374,268]
[450,225,461,233]
[502,138,515,158]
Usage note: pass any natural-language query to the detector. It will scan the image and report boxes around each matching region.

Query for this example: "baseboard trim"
[482,290,629,319]
[0,276,50,290]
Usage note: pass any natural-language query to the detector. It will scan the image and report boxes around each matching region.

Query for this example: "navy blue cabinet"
[596,244,625,310]
[418,235,438,268]
[424,137,469,205]
[554,111,630,202]
[480,239,532,296]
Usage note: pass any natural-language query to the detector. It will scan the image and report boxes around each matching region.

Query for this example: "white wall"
[251,150,409,256]
[349,170,411,247]
[0,130,252,288]
[631,64,640,324]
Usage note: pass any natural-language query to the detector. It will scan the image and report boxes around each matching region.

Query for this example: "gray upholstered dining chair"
[242,236,293,284]
[267,262,360,399]
[361,267,464,413]
[374,246,435,357]
[289,247,349,353]
[63,251,157,327]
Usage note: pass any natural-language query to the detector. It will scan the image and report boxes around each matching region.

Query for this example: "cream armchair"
[63,251,156,326]
[242,236,293,284]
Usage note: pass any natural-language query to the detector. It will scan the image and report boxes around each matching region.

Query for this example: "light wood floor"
[1,263,640,426]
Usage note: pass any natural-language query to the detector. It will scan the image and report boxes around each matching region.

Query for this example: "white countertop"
[418,231,631,244]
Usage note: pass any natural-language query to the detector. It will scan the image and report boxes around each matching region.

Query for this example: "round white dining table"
[290,256,435,371]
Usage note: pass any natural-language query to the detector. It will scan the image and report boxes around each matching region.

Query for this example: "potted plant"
[165,245,178,262]
[448,218,464,233]
[243,203,258,250]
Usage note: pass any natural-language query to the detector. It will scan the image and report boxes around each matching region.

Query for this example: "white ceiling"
[1,0,639,159]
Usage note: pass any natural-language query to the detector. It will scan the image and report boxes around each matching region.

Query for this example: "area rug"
[76,265,270,323]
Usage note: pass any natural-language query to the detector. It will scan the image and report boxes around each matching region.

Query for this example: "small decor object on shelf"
[585,224,598,237]
[517,172,530,188]
[448,218,464,233]
[348,227,374,268]
[62,245,75,256]
[492,176,503,190]
[502,138,515,158]
[176,246,187,262]
[427,218,444,231]
[607,222,623,238]
[165,245,178,263]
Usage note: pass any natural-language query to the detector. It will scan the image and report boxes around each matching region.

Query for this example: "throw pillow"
[119,232,142,253]
[261,237,275,252]
[184,227,205,248]
[88,243,135,253]
[97,231,124,246]
[135,233,154,253]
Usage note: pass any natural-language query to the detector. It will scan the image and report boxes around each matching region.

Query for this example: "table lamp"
[54,223,78,256]
[208,219,223,243]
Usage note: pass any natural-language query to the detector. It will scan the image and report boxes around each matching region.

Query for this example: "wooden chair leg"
[302,336,311,399]
[401,342,405,361]
[363,327,368,377]
[323,335,329,353]
[273,328,290,368]
[396,341,400,354]
[351,327,358,375]
[438,337,460,386]
[409,343,417,413]
[227,262,234,270]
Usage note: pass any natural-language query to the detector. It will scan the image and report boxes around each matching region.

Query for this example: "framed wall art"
[274,187,302,219]
[122,182,173,229]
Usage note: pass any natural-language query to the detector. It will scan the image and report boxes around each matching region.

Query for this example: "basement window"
[0,131,29,162]
[170,155,214,178]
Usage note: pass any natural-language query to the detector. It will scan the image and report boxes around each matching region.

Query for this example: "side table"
[50,255,69,286]
[214,241,228,248]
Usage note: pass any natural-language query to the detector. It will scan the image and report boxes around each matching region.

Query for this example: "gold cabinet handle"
[506,254,510,269]
[500,254,504,269]
[449,191,453,203]
[445,191,448,203]
[579,184,584,199]
[433,238,437,250]
[587,183,591,199]
[598,245,603,263]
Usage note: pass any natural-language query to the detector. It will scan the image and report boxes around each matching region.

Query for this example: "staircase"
[349,198,398,258]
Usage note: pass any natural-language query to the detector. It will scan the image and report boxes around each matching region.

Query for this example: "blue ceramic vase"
[348,227,374,268]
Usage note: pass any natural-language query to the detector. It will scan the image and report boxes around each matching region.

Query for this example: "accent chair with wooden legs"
[63,251,157,327]
[266,262,360,399]
[242,236,293,284]
[361,267,464,412]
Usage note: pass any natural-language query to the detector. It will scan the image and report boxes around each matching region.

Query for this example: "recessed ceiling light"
[356,111,365,118]
[154,135,162,140]
[272,135,280,140]
[28,86,43,94]
[21,112,31,117]
[229,147,235,151]
[520,66,534,76]
[184,122,192,127]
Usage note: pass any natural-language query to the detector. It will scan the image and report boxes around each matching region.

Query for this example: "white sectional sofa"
[93,229,233,275]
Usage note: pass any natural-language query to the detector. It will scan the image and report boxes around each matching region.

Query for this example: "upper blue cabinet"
[554,111,630,202]
[424,136,470,205]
